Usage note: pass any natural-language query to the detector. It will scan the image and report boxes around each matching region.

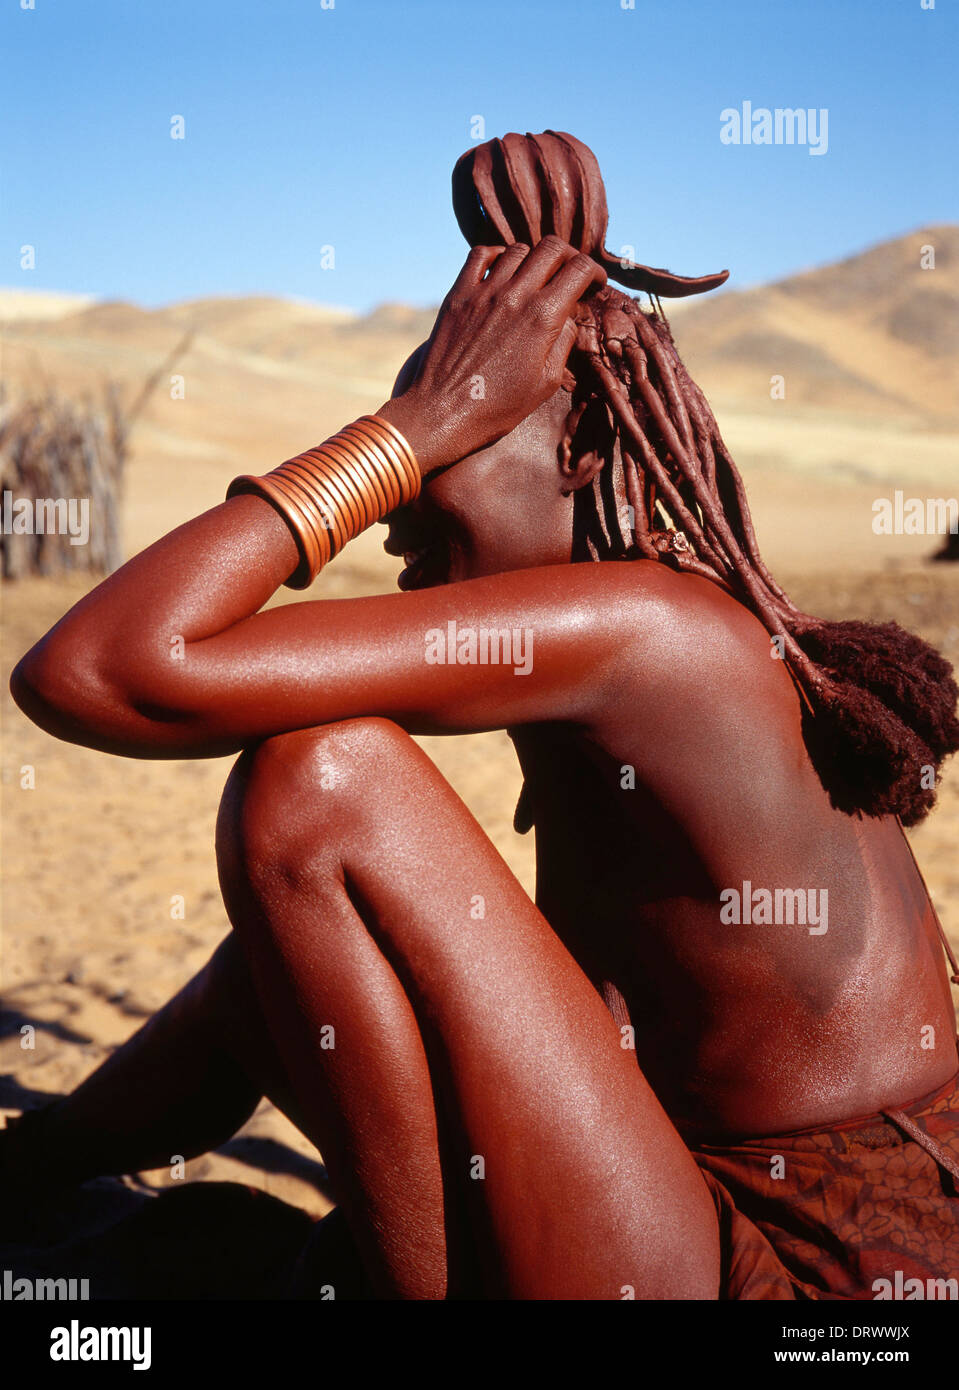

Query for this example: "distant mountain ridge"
[667,224,958,423]
[2,224,956,427]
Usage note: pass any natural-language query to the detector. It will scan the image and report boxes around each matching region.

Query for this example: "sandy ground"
[2,239,958,1292]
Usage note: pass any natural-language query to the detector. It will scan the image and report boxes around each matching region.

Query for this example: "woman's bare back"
[514,564,957,1142]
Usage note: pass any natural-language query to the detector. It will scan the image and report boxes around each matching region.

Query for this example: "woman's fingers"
[483,241,532,289]
[503,235,580,297]
[540,251,607,317]
[484,237,576,295]
[488,238,604,323]
[445,238,600,317]
[543,316,578,380]
[448,243,507,297]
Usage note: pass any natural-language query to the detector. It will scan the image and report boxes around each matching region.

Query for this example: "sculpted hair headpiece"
[452,129,729,299]
[450,130,959,830]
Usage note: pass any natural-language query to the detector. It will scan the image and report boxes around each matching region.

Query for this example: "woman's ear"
[559,447,606,496]
[557,396,614,495]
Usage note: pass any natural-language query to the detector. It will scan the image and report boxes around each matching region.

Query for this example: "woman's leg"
[215,717,721,1301]
[2,935,297,1189]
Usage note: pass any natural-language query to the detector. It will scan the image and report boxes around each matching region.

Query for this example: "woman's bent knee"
[215,718,416,892]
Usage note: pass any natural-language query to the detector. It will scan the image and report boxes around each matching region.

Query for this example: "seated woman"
[6,132,959,1301]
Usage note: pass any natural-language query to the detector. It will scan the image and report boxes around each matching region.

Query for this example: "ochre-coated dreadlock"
[453,131,959,826]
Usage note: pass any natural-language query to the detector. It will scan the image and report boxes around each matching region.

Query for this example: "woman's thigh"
[217,717,721,1299]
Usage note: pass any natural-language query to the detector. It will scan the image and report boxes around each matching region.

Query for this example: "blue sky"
[3,0,956,313]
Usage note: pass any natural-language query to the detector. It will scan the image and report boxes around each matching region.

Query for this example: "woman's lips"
[397,540,451,591]
[383,514,453,591]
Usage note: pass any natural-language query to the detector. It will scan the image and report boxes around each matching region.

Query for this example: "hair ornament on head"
[452,130,729,299]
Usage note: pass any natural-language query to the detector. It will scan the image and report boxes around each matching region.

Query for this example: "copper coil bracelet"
[226,414,420,588]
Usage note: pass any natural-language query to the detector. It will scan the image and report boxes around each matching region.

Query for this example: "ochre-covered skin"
[7,226,958,1297]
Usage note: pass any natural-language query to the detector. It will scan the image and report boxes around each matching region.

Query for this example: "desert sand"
[1,224,957,1293]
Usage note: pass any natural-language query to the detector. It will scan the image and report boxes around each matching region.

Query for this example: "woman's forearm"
[9,385,453,745]
[8,391,446,752]
[10,493,299,747]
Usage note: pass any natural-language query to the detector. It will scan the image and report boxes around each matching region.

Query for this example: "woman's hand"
[378,237,605,476]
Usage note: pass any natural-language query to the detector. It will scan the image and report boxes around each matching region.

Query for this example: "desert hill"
[1,222,956,568]
[4,222,956,421]
[667,224,959,422]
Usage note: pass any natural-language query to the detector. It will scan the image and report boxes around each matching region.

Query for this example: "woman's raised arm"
[10,239,608,757]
